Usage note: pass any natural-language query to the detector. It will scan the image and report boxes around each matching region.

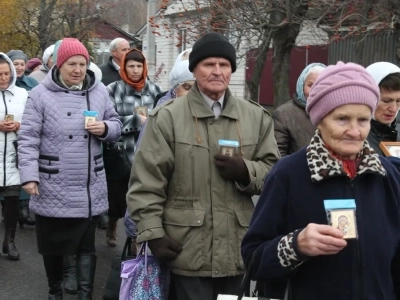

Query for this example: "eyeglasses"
[177,82,194,91]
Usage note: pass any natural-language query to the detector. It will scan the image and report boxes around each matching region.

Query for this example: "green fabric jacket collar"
[187,84,239,120]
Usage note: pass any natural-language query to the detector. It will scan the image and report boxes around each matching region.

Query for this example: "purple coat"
[18,69,122,218]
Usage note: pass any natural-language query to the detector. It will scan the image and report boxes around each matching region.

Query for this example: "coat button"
[129,128,133,131]
[215,271,218,274]
[209,121,213,125]
[197,220,201,224]
[125,129,129,132]
[84,135,88,139]
[69,135,73,139]
[67,112,71,116]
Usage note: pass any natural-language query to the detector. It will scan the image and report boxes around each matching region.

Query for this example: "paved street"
[0,218,125,300]
[0,197,260,300]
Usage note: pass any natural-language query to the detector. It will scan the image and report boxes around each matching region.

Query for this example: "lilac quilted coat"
[18,69,122,218]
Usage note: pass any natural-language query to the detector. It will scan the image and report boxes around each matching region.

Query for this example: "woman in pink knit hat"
[17,38,122,300]
[242,61,400,299]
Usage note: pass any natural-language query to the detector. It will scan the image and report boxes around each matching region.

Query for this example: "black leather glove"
[214,154,250,185]
[147,236,182,262]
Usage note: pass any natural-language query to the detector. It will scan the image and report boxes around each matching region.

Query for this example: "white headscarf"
[169,48,196,88]
[366,62,400,86]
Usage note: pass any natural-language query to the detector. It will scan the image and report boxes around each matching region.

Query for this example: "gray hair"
[109,38,128,54]
[305,65,325,80]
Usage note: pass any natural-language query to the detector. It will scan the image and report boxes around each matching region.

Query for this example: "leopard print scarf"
[306,130,386,182]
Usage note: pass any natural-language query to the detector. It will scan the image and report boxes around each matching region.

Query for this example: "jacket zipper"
[86,92,92,219]
[350,179,362,300]
[2,92,7,187]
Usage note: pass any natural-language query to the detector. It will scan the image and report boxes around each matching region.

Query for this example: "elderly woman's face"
[175,80,195,97]
[303,71,319,100]
[318,104,371,160]
[13,59,25,78]
[59,55,87,87]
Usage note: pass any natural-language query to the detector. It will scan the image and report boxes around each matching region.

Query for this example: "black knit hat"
[189,32,236,72]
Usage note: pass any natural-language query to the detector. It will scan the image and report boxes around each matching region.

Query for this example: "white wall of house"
[296,21,329,46]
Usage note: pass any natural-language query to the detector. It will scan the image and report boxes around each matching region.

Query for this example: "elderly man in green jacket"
[126,32,280,299]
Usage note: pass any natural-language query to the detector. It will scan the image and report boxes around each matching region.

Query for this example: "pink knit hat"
[56,38,89,68]
[306,61,380,125]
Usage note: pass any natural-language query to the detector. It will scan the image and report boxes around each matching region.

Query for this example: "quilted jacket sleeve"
[98,87,122,142]
[18,92,43,185]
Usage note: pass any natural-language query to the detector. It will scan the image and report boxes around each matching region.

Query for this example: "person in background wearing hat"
[17,38,122,300]
[365,62,400,156]
[6,50,38,91]
[104,48,161,248]
[134,48,196,149]
[5,50,38,229]
[99,38,131,86]
[242,61,400,300]
[29,44,55,83]
[160,48,196,105]
[53,40,107,232]
[272,63,326,156]
[25,58,42,75]
[126,32,280,299]
[151,48,196,108]
[0,52,29,261]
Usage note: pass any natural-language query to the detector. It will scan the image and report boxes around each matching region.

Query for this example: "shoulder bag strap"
[237,253,256,300]
[283,279,291,300]
[121,237,132,260]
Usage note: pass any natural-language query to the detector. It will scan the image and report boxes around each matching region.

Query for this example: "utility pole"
[146,0,157,81]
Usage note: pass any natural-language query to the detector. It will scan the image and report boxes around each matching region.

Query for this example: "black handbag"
[103,142,132,180]
[103,237,135,300]
[234,253,291,300]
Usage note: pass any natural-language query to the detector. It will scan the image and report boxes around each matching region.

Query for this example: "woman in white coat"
[0,53,28,260]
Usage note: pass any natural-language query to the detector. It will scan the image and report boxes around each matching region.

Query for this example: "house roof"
[92,18,142,43]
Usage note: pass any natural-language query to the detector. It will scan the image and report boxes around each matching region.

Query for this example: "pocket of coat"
[93,153,102,165]
[163,207,206,270]
[234,208,252,270]
[39,154,60,166]
[240,138,258,158]
[94,165,104,176]
[39,166,60,179]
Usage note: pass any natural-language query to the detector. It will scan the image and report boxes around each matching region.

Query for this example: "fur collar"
[306,130,386,182]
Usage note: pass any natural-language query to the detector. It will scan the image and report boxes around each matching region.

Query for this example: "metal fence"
[328,31,399,66]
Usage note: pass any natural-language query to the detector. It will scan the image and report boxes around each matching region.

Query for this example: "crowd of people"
[1,31,400,300]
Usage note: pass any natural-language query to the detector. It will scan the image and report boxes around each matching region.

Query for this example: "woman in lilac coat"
[17,38,122,300]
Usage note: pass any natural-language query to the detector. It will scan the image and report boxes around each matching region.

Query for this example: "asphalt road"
[0,196,260,300]
[0,218,125,300]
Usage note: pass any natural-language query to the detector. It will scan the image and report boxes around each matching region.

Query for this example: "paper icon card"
[83,110,98,129]
[4,114,14,121]
[324,199,357,240]
[218,140,239,157]
[135,106,148,117]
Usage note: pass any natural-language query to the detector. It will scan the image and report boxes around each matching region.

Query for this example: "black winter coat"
[99,57,121,86]
[367,119,400,156]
